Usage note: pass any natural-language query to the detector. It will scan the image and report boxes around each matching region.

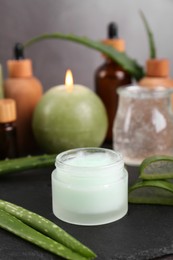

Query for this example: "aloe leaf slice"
[140,155,173,180]
[129,180,173,205]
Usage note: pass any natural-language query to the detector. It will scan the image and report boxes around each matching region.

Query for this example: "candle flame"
[65,69,74,92]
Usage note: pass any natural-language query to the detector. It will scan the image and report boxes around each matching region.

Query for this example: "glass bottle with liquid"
[95,22,132,144]
[0,99,18,159]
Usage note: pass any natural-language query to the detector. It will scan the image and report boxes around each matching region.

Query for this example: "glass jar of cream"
[52,147,128,226]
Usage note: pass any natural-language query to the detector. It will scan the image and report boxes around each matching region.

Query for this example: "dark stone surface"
[0,165,172,260]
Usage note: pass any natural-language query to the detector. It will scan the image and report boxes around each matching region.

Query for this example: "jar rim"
[55,147,124,171]
[52,168,127,185]
[117,85,173,99]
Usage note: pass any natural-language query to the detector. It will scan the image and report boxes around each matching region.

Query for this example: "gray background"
[0,0,172,91]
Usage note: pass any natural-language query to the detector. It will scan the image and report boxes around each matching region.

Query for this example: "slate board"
[0,165,172,260]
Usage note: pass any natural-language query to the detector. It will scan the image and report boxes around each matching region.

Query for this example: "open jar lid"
[54,147,125,185]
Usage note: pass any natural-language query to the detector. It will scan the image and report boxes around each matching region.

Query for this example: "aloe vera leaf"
[0,199,96,259]
[140,10,156,59]
[24,33,144,80]
[140,155,173,180]
[128,180,173,205]
[0,154,57,176]
[0,209,90,260]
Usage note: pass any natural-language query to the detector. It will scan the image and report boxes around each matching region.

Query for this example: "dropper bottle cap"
[14,43,25,60]
[146,59,169,77]
[7,42,33,78]
[102,22,125,52]
[108,22,118,39]
[0,99,17,123]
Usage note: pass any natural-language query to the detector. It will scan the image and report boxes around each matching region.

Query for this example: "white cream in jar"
[52,147,128,226]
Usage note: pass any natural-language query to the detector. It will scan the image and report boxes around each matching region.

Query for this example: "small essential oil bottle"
[4,43,43,156]
[0,99,18,159]
[95,22,132,144]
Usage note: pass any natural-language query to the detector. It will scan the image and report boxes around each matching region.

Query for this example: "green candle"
[32,70,108,153]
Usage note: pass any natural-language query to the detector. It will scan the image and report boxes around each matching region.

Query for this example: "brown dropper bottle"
[0,99,18,159]
[4,43,43,156]
[139,59,173,88]
[95,22,132,144]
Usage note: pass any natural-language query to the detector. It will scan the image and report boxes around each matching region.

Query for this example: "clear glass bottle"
[95,22,132,144]
[113,85,173,166]
[0,99,18,159]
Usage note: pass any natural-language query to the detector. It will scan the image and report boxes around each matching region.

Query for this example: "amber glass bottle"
[95,23,132,144]
[4,43,43,156]
[0,99,18,159]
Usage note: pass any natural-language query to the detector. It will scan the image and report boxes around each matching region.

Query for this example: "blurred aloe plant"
[140,10,157,59]
[24,33,144,80]
[24,12,156,81]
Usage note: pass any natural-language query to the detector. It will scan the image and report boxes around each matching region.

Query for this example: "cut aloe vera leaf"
[0,154,56,176]
[140,155,173,180]
[0,199,96,259]
[128,180,173,205]
[0,209,90,260]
